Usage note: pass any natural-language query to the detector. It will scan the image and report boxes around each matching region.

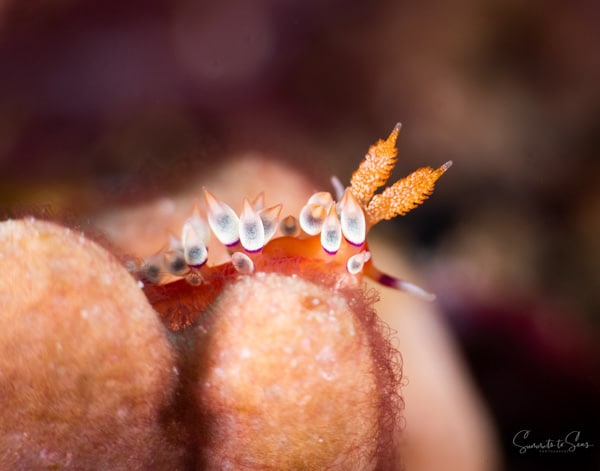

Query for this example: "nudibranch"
[140,124,452,330]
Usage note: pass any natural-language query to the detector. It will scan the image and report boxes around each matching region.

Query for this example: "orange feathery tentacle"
[366,160,453,225]
[349,123,402,207]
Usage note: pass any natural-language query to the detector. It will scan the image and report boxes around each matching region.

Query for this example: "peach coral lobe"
[190,273,399,470]
[0,219,183,470]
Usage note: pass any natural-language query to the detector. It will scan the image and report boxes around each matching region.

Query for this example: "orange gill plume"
[140,123,451,330]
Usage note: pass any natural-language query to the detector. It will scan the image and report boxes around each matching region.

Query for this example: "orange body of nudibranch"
[261,235,364,266]
[141,123,452,329]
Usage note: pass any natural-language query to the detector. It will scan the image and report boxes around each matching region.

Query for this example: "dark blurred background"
[0,1,598,469]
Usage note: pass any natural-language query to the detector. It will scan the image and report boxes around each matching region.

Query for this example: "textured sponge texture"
[191,273,396,470]
[0,219,182,470]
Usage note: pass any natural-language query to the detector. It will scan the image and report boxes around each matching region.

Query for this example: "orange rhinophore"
[139,123,452,329]
[350,123,401,207]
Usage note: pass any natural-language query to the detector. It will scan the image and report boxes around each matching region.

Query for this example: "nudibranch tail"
[363,261,437,302]
[139,124,451,329]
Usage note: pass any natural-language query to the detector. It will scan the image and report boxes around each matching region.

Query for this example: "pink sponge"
[0,219,183,470]
[188,272,400,470]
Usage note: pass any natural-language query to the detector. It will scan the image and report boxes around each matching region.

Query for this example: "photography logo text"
[512,430,595,454]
